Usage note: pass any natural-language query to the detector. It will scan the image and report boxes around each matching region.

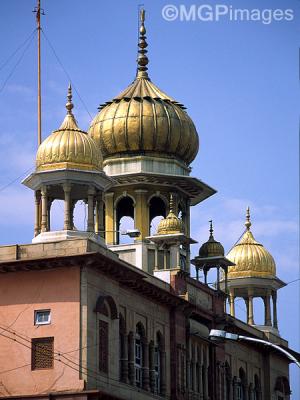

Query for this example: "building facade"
[0,9,296,400]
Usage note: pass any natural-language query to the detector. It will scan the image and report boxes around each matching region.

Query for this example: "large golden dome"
[227,208,276,278]
[36,85,101,172]
[88,11,199,166]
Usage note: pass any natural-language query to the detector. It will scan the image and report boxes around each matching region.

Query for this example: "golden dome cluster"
[199,221,224,258]
[88,10,199,166]
[227,208,276,278]
[36,85,101,172]
[157,196,183,235]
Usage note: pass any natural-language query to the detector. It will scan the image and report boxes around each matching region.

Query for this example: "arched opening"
[178,201,186,229]
[234,297,248,323]
[275,376,291,399]
[116,196,134,244]
[149,196,166,235]
[73,200,87,231]
[254,374,261,400]
[49,199,64,231]
[135,322,146,388]
[238,367,247,400]
[253,297,265,325]
[154,331,165,395]
[225,361,231,400]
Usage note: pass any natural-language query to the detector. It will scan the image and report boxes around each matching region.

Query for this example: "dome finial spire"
[66,83,74,115]
[169,193,174,213]
[136,8,149,79]
[209,220,214,238]
[245,206,252,231]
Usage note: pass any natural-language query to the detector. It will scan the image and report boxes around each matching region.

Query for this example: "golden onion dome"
[36,85,101,172]
[88,10,199,166]
[199,221,224,258]
[157,196,183,235]
[227,208,276,278]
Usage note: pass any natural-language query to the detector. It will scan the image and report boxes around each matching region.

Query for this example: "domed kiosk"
[221,207,286,335]
[23,85,112,244]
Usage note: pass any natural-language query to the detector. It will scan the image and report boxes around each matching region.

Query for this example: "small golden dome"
[227,208,276,278]
[157,196,183,235]
[199,221,224,258]
[36,85,102,172]
[88,10,199,166]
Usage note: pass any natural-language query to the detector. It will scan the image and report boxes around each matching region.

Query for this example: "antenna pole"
[35,0,42,146]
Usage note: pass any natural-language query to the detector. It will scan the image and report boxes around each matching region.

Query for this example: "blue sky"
[0,0,299,396]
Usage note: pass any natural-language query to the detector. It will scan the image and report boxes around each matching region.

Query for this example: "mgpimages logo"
[161,4,294,24]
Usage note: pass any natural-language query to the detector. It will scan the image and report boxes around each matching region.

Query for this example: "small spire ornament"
[245,206,252,231]
[137,9,149,79]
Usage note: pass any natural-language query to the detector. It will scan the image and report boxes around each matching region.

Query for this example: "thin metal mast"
[33,0,44,146]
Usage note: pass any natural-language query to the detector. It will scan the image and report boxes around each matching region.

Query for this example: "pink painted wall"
[0,266,84,396]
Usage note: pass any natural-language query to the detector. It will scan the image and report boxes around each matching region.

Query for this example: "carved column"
[134,189,148,240]
[248,292,254,325]
[47,198,53,231]
[216,266,220,290]
[263,293,272,326]
[87,186,95,232]
[149,341,155,392]
[105,192,114,244]
[34,190,41,236]
[229,289,235,317]
[142,338,150,391]
[128,332,135,385]
[41,186,48,232]
[63,184,72,230]
[272,291,278,329]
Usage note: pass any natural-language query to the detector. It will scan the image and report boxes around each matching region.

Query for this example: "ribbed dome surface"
[36,105,101,172]
[88,77,199,165]
[227,228,276,278]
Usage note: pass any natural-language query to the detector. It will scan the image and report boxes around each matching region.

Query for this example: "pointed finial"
[66,83,74,115]
[209,220,214,238]
[169,194,174,213]
[245,206,252,230]
[136,8,149,79]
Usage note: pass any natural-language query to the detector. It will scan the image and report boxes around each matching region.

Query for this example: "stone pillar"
[233,377,239,400]
[121,333,129,383]
[192,360,197,392]
[128,332,135,385]
[263,294,272,326]
[95,196,104,236]
[134,189,148,240]
[142,338,150,391]
[160,350,167,396]
[272,291,278,329]
[216,266,220,290]
[204,269,208,285]
[34,190,41,236]
[105,192,114,244]
[149,341,155,392]
[248,291,254,325]
[70,200,76,230]
[41,186,48,232]
[87,187,95,232]
[63,184,72,230]
[47,198,53,231]
[229,290,235,317]
[186,355,191,392]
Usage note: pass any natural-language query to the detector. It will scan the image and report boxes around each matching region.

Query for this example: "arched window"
[135,323,146,387]
[94,295,118,375]
[116,196,134,244]
[253,374,261,400]
[275,376,291,400]
[149,196,166,235]
[238,368,247,400]
[224,361,231,400]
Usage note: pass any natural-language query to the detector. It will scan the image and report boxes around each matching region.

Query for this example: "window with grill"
[31,337,54,370]
[99,320,108,373]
